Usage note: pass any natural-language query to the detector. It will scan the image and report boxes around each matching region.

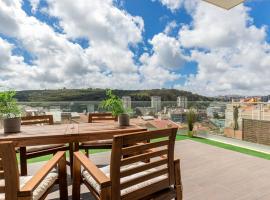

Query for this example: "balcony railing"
[1,101,270,144]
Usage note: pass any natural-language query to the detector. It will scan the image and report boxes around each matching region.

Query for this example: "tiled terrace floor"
[29,140,270,200]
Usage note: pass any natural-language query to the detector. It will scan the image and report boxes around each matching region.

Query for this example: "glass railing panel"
[0,100,266,143]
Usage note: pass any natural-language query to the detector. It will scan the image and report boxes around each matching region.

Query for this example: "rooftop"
[28,140,270,199]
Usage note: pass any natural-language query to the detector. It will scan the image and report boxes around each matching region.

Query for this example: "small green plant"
[0,90,21,119]
[186,108,197,137]
[100,90,129,116]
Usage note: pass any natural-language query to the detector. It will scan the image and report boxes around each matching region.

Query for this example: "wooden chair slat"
[88,113,117,123]
[122,140,169,156]
[120,168,168,190]
[21,120,50,125]
[21,115,53,125]
[121,149,168,166]
[120,158,168,178]
[121,179,170,200]
[90,113,114,116]
[0,170,4,179]
[120,129,172,145]
[0,186,5,193]
[92,117,116,121]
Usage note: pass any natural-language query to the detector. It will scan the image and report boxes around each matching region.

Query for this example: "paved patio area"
[28,140,270,200]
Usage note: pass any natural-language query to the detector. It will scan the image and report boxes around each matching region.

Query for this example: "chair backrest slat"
[110,128,178,200]
[122,129,172,145]
[88,113,117,123]
[21,115,54,125]
[121,149,168,166]
[122,140,169,156]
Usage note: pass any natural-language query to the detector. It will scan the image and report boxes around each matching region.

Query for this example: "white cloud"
[177,1,270,96]
[0,0,178,90]
[164,20,178,35]
[1,0,270,96]
[140,33,186,70]
[138,32,186,88]
[29,0,40,13]
[155,0,184,11]
[46,0,144,47]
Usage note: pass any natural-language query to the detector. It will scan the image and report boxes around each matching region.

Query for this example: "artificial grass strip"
[20,133,270,163]
[190,136,270,160]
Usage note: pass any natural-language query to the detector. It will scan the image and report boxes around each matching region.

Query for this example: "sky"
[0,0,270,96]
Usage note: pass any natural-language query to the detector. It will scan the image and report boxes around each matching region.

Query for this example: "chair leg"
[174,159,183,200]
[72,155,81,200]
[20,147,28,176]
[85,148,89,157]
[100,186,111,200]
[69,143,74,177]
[58,153,68,200]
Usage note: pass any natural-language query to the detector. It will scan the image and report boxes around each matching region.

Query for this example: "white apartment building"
[177,96,188,108]
[151,96,161,113]
[122,96,132,109]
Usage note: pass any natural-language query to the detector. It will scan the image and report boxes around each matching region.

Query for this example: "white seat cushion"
[82,162,167,196]
[0,172,58,200]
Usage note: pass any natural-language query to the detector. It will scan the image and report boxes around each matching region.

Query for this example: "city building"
[206,103,226,118]
[122,96,131,109]
[261,95,270,102]
[177,96,188,108]
[151,96,161,113]
[225,102,270,130]
[168,108,186,123]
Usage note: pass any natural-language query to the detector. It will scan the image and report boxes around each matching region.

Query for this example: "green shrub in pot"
[100,90,131,126]
[0,90,21,133]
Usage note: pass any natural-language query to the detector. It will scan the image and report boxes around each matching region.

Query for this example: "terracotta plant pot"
[4,117,21,134]
[118,114,130,126]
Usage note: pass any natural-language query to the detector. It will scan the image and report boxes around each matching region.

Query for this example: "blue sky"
[0,0,270,96]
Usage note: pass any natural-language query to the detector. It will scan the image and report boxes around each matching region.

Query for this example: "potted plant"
[100,90,131,126]
[186,108,197,137]
[0,90,21,133]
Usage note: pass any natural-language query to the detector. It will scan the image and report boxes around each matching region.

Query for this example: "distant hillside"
[15,89,214,102]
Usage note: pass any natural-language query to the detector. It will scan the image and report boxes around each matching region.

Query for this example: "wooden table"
[0,122,146,147]
[0,121,146,176]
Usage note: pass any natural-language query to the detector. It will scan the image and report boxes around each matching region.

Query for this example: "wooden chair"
[20,115,73,176]
[79,113,118,157]
[0,141,68,200]
[73,128,183,200]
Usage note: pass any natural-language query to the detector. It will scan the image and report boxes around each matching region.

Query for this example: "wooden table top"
[0,122,146,147]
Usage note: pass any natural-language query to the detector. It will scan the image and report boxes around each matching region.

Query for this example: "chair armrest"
[74,151,111,188]
[19,151,66,194]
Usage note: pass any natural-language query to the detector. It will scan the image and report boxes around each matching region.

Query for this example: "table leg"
[19,147,27,176]
[74,142,79,152]
[69,143,74,177]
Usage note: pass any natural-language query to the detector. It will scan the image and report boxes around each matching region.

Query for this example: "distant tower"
[151,96,161,113]
[177,96,188,109]
[122,96,131,109]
